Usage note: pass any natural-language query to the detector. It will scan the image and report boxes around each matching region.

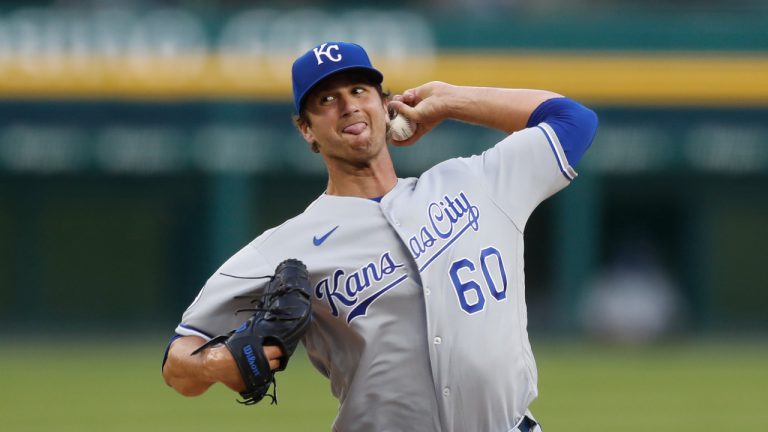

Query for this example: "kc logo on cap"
[313,43,342,65]
[292,41,384,113]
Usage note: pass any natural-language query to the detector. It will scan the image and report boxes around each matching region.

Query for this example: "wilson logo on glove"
[243,345,261,376]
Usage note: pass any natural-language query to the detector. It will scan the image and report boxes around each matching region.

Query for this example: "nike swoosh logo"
[313,225,339,246]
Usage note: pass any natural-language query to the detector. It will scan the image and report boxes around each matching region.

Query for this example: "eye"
[351,86,366,95]
[319,94,335,104]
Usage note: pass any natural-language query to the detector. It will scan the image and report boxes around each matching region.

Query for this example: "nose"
[339,93,360,116]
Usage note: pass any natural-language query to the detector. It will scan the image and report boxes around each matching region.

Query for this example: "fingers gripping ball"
[192,259,312,405]
[390,112,415,141]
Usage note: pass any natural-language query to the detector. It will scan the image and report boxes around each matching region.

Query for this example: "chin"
[346,134,376,150]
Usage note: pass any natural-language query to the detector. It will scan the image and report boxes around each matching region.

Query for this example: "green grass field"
[1,336,766,431]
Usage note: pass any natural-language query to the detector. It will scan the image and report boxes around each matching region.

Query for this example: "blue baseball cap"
[292,41,383,113]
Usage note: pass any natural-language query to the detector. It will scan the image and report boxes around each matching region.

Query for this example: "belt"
[517,416,537,432]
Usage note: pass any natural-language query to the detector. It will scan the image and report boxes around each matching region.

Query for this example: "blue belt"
[517,416,536,432]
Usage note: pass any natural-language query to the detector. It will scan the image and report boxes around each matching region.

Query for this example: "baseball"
[390,113,415,141]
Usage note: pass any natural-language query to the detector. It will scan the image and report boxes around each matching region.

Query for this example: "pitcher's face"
[299,73,390,166]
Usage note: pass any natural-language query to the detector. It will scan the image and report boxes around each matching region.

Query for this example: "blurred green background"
[0,1,767,431]
[1,338,767,431]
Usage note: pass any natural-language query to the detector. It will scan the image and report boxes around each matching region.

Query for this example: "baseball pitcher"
[162,41,598,432]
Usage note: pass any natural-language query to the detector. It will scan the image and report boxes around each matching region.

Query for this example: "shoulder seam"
[248,193,326,254]
[456,148,525,235]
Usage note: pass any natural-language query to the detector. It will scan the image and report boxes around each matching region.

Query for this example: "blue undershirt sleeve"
[525,97,598,167]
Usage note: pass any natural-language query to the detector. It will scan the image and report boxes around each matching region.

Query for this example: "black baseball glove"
[192,258,312,405]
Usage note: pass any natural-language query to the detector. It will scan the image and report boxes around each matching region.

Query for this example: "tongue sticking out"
[343,122,367,135]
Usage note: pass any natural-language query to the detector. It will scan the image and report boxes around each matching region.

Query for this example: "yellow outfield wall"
[0,52,766,106]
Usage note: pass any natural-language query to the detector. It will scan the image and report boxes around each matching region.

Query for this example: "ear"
[298,120,315,144]
[382,97,391,125]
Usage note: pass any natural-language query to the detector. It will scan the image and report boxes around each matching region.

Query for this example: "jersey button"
[442,388,450,397]
[433,337,441,345]
[424,288,431,296]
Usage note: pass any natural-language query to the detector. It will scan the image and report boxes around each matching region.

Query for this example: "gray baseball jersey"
[175,123,574,432]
